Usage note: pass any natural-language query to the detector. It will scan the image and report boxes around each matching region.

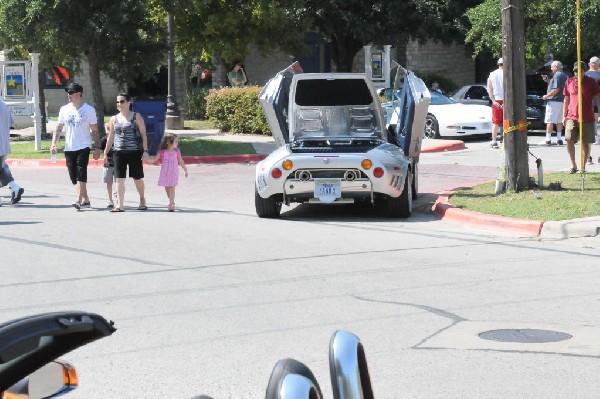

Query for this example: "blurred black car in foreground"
[449,83,546,131]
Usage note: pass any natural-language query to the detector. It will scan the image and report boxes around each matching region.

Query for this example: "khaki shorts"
[565,120,595,144]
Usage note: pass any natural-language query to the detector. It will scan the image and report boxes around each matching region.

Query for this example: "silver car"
[255,64,429,218]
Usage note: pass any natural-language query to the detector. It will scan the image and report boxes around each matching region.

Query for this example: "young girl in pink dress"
[150,133,188,211]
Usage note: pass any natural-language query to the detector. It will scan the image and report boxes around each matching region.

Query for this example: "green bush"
[187,87,210,119]
[205,86,271,135]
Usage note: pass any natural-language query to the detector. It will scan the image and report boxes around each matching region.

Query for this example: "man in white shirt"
[51,83,100,210]
[0,99,24,206]
[487,58,504,148]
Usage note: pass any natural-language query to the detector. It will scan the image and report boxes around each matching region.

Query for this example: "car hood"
[0,311,116,391]
[430,103,491,120]
[258,62,304,147]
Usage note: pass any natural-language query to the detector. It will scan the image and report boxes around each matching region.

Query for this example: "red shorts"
[492,100,504,126]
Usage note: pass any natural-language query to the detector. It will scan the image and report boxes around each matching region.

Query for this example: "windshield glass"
[429,90,455,105]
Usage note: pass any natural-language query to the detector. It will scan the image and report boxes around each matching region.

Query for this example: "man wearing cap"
[586,56,600,152]
[541,60,568,146]
[0,98,24,206]
[563,61,600,173]
[50,83,100,209]
[487,58,504,148]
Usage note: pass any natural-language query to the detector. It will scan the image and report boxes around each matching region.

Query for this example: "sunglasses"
[67,91,78,95]
[116,100,127,104]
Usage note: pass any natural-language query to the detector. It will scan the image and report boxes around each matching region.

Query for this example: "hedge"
[205,86,271,135]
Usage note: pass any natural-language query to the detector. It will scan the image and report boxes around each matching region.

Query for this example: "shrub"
[205,86,271,135]
[187,87,210,119]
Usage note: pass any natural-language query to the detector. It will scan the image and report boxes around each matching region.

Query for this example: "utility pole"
[501,0,529,191]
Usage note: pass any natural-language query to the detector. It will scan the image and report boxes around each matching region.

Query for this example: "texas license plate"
[314,179,341,201]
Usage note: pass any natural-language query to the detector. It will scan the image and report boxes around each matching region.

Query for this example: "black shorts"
[65,147,90,184]
[114,150,144,180]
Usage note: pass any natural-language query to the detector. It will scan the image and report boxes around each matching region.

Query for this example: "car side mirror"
[329,330,374,399]
[4,361,78,399]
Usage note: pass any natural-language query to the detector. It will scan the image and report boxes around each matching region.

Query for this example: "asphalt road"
[2,157,600,398]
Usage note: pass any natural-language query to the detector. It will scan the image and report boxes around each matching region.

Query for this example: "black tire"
[385,173,412,218]
[255,189,282,218]
[423,114,441,139]
[265,358,323,399]
[411,162,418,200]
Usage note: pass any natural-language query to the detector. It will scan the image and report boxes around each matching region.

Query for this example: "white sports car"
[423,91,492,139]
[255,63,430,218]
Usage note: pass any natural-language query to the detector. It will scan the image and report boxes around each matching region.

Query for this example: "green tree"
[163,0,307,81]
[299,0,482,72]
[464,0,600,68]
[0,0,167,134]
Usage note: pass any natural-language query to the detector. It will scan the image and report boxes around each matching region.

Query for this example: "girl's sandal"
[168,203,175,212]
[110,208,125,213]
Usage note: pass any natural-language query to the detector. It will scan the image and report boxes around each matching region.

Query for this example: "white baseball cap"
[497,58,503,65]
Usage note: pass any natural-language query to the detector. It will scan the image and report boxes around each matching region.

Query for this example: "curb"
[421,140,466,153]
[433,190,544,237]
[7,154,268,168]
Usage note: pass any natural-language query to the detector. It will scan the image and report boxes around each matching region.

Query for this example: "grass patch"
[449,172,600,221]
[184,119,215,130]
[7,137,255,159]
[177,137,255,156]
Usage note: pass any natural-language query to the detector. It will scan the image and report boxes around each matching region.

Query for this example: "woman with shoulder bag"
[104,93,149,212]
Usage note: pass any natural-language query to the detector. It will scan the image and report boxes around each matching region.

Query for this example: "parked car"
[256,63,430,218]
[422,90,493,139]
[450,83,546,131]
[0,311,116,398]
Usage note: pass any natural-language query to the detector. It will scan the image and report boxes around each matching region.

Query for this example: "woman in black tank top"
[104,93,149,212]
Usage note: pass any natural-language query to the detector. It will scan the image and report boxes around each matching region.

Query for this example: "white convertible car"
[255,63,430,218]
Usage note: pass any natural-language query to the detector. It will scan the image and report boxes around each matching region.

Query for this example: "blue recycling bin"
[132,99,167,155]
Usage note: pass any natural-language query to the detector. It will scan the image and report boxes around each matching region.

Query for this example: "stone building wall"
[404,40,475,88]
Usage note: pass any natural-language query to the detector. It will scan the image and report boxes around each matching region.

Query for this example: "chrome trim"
[279,374,322,399]
[329,330,374,399]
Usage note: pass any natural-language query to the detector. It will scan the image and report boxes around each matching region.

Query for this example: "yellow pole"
[576,0,584,183]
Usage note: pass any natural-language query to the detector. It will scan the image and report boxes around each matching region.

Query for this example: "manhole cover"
[479,329,572,343]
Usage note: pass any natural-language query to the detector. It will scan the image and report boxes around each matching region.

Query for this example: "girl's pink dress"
[158,148,180,187]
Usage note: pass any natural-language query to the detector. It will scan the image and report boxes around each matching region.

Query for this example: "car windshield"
[429,90,455,105]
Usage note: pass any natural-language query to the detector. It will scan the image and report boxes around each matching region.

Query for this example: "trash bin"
[132,98,167,155]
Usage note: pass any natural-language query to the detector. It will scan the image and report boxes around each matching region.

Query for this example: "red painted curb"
[7,154,268,167]
[421,140,466,153]
[433,190,544,236]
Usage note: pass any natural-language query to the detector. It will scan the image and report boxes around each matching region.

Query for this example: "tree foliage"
[465,0,600,68]
[168,0,308,64]
[0,0,167,128]
[299,0,482,72]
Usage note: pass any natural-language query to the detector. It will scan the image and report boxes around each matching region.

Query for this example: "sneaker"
[557,140,564,145]
[545,140,552,146]
[72,200,81,210]
[490,141,499,148]
[80,201,91,209]
[10,187,24,204]
[587,156,593,165]
[107,202,114,209]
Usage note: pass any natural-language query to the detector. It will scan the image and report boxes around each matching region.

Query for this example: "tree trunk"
[37,70,47,136]
[86,46,106,136]
[330,31,362,72]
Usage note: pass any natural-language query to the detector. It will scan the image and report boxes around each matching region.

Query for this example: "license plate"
[314,179,341,202]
